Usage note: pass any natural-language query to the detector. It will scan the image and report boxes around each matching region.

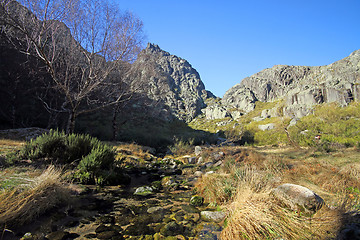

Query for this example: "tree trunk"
[112,108,118,141]
[66,111,76,134]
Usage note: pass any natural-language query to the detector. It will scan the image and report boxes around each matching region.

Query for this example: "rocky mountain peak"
[144,43,168,55]
[203,50,360,121]
[127,43,214,122]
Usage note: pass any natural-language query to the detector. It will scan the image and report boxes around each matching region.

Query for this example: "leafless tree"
[1,0,145,133]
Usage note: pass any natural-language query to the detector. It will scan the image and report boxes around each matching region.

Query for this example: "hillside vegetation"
[190,101,360,148]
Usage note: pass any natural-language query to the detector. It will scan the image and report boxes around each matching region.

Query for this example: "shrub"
[19,130,119,185]
[76,145,116,185]
[20,130,67,161]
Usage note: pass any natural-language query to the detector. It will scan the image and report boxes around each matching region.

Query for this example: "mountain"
[208,50,360,120]
[126,43,214,122]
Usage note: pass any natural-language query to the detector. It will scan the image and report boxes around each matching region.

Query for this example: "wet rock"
[134,186,154,196]
[271,183,325,214]
[114,214,130,226]
[147,206,165,214]
[96,230,122,240]
[96,224,112,233]
[190,195,204,207]
[182,204,201,214]
[124,224,155,236]
[45,231,78,240]
[200,211,226,222]
[160,221,184,237]
[84,233,97,238]
[196,222,222,240]
[96,215,115,224]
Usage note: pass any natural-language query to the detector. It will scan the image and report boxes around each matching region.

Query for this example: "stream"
[4,163,224,240]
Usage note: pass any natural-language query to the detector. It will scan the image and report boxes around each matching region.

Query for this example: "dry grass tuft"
[0,166,70,227]
[221,185,345,240]
[195,146,360,239]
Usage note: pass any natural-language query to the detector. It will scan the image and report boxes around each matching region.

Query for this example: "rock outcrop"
[126,43,214,122]
[222,50,360,118]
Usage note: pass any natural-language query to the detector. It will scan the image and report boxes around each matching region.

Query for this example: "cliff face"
[222,50,360,118]
[126,43,213,122]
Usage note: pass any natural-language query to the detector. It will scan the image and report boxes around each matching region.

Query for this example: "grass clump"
[0,166,70,228]
[168,137,195,156]
[195,147,360,239]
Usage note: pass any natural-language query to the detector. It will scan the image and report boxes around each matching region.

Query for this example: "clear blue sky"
[115,0,360,97]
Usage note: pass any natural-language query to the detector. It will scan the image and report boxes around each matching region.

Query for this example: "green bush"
[19,130,120,185]
[76,145,115,185]
[20,130,108,163]
[20,130,67,161]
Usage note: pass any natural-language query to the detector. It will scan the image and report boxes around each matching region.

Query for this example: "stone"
[196,222,222,240]
[134,186,154,196]
[147,206,165,214]
[160,221,183,237]
[271,183,325,214]
[197,157,204,164]
[205,171,215,175]
[188,156,197,164]
[181,204,201,213]
[45,231,72,240]
[213,161,222,167]
[96,231,120,239]
[212,152,224,161]
[194,171,203,177]
[200,211,226,222]
[258,123,275,131]
[124,224,155,236]
[190,195,204,207]
[195,146,202,156]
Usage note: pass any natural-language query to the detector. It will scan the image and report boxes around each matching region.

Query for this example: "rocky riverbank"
[3,147,227,240]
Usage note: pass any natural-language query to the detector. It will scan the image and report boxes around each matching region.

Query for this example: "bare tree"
[1,0,145,133]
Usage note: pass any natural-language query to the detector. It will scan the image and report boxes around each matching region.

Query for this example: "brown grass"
[0,166,70,227]
[221,187,345,240]
[195,146,360,239]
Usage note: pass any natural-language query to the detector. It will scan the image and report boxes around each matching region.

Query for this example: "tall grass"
[195,147,360,239]
[0,166,70,227]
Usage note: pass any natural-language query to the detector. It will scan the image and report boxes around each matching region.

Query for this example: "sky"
[115,0,360,97]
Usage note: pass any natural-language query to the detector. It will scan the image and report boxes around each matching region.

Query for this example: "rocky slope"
[219,50,360,119]
[126,43,214,122]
